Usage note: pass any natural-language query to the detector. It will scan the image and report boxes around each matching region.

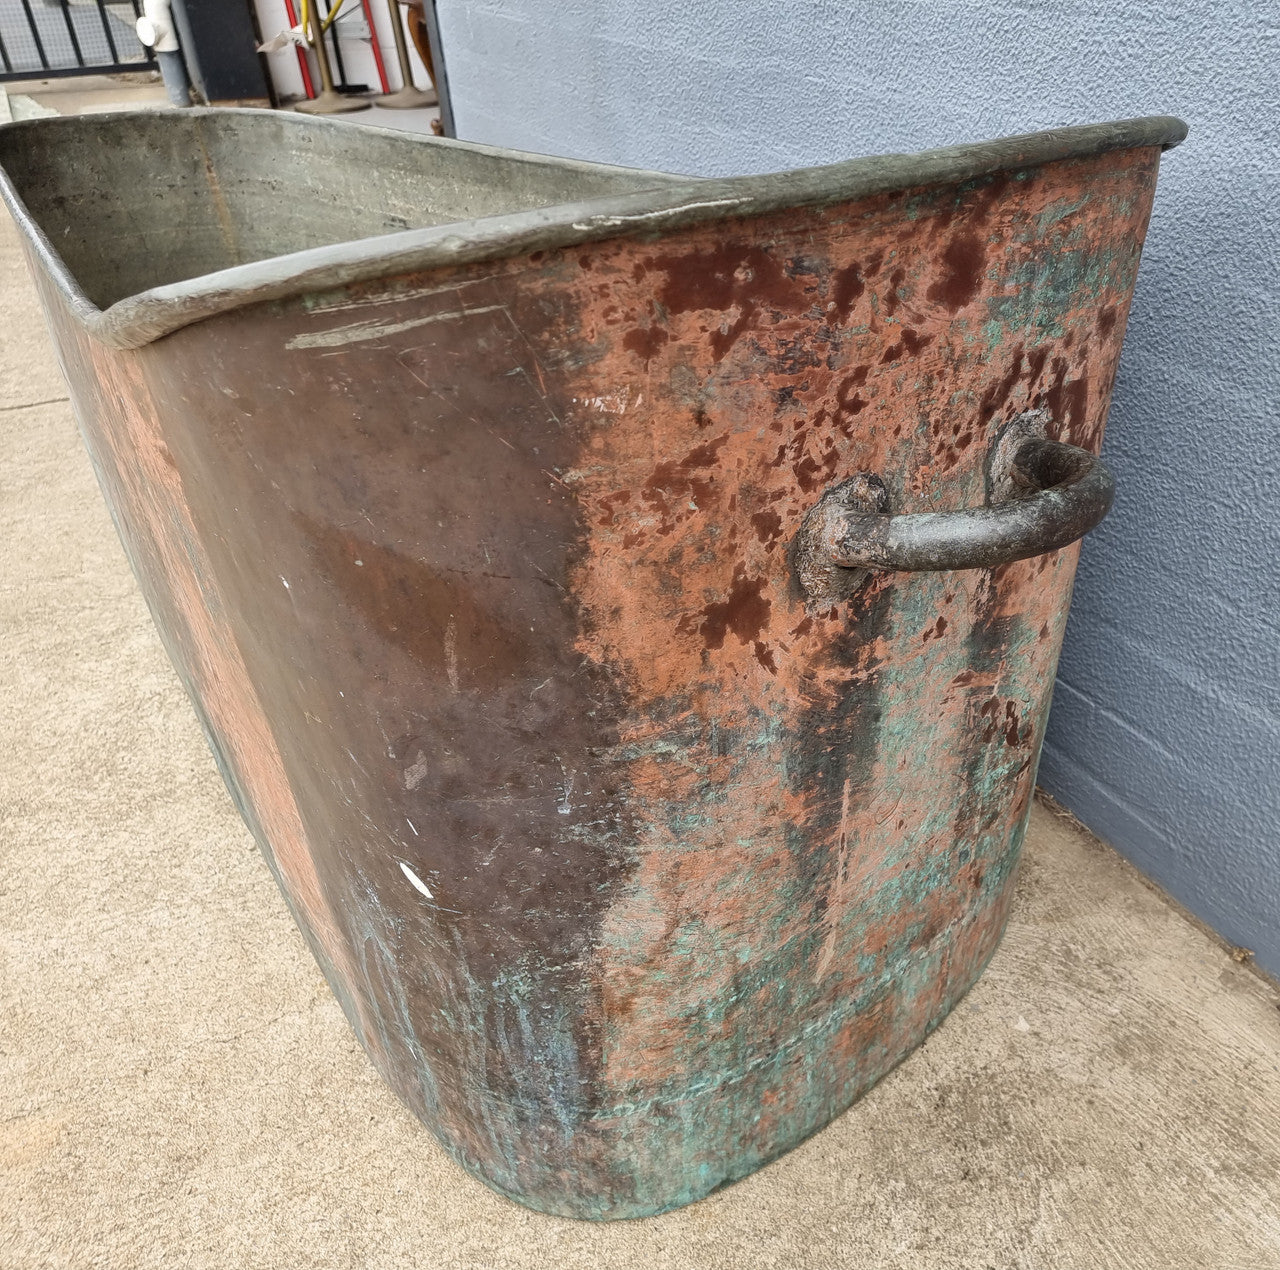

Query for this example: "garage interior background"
[422,0,1279,976]
[252,0,436,107]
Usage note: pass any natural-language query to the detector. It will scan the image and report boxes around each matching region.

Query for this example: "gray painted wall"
[437,0,1280,974]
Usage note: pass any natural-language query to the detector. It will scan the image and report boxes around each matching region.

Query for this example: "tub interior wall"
[0,112,679,311]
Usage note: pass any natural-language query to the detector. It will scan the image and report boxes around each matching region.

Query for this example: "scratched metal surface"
[5,117,1171,1218]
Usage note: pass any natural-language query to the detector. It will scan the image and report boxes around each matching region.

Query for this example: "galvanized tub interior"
[0,110,681,315]
[0,108,1185,1220]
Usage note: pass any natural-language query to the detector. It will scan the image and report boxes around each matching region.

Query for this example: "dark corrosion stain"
[978,696,1002,744]
[1040,356,1090,436]
[922,615,948,643]
[751,509,783,549]
[699,566,771,651]
[623,324,669,365]
[643,454,716,534]
[812,442,842,490]
[295,512,530,689]
[754,640,778,674]
[681,434,729,469]
[1039,356,1068,421]
[650,242,798,362]
[880,327,933,365]
[829,262,865,324]
[831,371,870,434]
[1026,345,1049,386]
[785,254,825,280]
[1004,701,1022,747]
[774,329,832,374]
[927,233,986,311]
[971,171,1012,222]
[786,576,895,927]
[930,202,956,238]
[1063,376,1089,436]
[792,452,824,493]
[950,567,1024,856]
[1097,306,1118,339]
[980,349,1025,422]
[882,267,907,316]
[595,488,632,527]
[774,385,800,412]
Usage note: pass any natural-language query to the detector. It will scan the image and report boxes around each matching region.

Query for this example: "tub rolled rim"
[0,108,1187,351]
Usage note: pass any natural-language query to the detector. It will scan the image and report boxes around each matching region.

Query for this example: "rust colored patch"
[699,567,772,651]
[754,640,779,674]
[623,324,669,364]
[1041,356,1091,436]
[596,488,632,527]
[880,328,933,364]
[882,266,906,315]
[980,348,1025,421]
[650,242,800,362]
[681,434,729,469]
[830,262,865,323]
[927,233,986,310]
[751,509,784,549]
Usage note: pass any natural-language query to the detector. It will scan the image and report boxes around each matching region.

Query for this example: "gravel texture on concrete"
[2,202,1279,1269]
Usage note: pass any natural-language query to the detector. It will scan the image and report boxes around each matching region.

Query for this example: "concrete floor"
[0,68,440,134]
[2,111,1280,1270]
[0,73,175,124]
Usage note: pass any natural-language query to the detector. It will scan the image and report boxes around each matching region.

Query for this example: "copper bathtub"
[0,108,1185,1218]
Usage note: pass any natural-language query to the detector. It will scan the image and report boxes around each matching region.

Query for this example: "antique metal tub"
[0,109,1185,1219]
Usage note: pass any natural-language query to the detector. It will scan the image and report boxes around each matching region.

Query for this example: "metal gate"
[0,0,154,82]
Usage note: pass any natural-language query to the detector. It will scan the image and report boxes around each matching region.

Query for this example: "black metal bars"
[0,0,154,82]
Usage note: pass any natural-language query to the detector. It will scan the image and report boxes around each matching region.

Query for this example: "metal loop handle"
[793,426,1114,602]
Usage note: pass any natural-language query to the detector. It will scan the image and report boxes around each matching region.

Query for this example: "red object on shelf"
[281,0,316,99]
[360,0,391,94]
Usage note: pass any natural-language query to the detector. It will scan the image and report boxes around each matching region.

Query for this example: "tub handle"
[793,411,1114,601]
